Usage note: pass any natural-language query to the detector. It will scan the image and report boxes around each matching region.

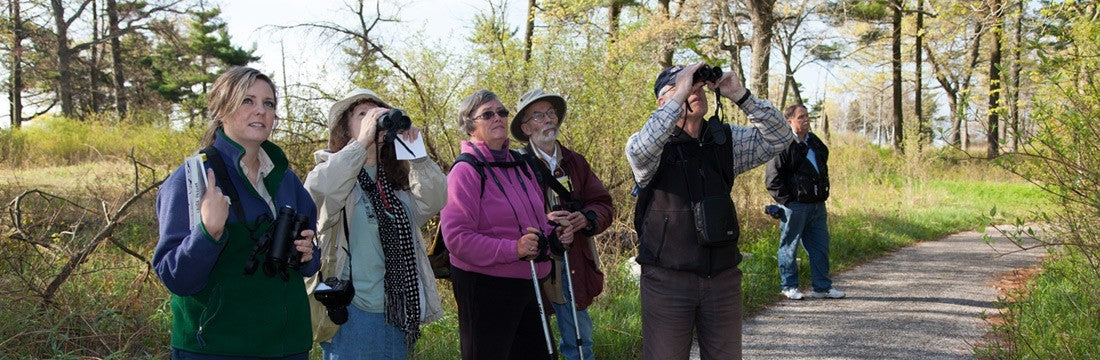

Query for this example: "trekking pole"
[561,251,585,359]
[529,259,554,355]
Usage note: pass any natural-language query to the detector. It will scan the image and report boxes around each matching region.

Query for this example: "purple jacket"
[440,140,553,279]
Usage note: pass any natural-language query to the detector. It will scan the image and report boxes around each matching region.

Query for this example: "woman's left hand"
[295,229,316,263]
[399,125,420,143]
[557,226,574,247]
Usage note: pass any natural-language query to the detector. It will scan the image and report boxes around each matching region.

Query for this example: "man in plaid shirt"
[626,62,793,359]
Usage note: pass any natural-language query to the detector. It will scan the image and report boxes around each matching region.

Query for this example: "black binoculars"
[245,206,309,281]
[693,64,724,84]
[378,108,411,141]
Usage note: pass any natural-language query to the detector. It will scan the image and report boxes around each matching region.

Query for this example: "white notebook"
[183,153,208,231]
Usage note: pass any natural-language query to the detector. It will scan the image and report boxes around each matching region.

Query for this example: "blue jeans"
[320,306,407,360]
[777,202,833,292]
[552,265,595,360]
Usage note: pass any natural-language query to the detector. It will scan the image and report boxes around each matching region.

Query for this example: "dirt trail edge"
[738,227,1044,359]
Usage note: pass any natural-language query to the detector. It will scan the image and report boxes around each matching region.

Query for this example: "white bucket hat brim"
[327,89,392,130]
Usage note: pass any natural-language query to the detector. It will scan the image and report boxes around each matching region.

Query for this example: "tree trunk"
[986,0,1003,159]
[9,0,24,128]
[891,0,904,153]
[524,0,535,63]
[107,0,126,118]
[746,0,776,99]
[609,0,622,43]
[1009,0,1023,152]
[52,0,76,117]
[960,22,985,151]
[90,0,99,113]
[915,0,925,150]
[658,0,674,68]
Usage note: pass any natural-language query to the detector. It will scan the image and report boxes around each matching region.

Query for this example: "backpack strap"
[453,153,487,196]
[516,148,575,205]
[200,146,246,223]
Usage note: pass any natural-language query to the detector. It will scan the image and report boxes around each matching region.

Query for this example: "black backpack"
[426,150,529,279]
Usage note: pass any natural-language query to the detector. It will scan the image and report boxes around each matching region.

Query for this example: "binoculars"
[245,205,309,281]
[693,64,724,84]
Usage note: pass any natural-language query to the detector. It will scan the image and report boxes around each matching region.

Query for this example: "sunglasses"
[473,109,510,122]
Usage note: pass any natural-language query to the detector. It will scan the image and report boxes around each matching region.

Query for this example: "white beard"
[531,127,559,146]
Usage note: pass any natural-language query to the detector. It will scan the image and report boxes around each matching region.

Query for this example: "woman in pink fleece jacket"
[440,89,570,359]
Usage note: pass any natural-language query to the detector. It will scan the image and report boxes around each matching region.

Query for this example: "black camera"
[314,277,355,325]
[263,206,309,280]
[764,204,784,220]
[693,65,723,84]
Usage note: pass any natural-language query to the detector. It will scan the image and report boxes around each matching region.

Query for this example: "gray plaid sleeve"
[626,100,683,188]
[729,95,794,176]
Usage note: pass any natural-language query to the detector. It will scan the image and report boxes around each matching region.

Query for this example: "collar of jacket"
[212,128,290,198]
[523,141,579,167]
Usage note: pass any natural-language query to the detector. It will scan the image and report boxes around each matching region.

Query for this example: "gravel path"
[737,227,1045,359]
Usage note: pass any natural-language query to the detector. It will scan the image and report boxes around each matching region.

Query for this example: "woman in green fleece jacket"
[154,67,320,359]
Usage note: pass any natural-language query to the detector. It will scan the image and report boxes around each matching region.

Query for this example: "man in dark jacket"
[513,88,614,360]
[765,104,845,300]
[626,62,792,359]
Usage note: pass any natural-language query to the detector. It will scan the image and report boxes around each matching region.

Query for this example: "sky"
[219,0,531,94]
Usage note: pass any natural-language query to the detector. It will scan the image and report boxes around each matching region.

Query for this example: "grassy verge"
[0,127,1051,358]
[411,147,1049,358]
[975,251,1100,359]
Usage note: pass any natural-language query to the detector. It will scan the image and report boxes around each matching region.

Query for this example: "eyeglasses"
[525,109,558,124]
[473,109,510,122]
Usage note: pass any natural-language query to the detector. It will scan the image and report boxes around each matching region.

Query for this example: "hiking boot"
[811,288,846,299]
[781,288,804,300]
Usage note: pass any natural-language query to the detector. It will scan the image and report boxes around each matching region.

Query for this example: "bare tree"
[658,0,675,67]
[106,0,126,118]
[914,0,926,149]
[276,0,442,162]
[1007,0,1023,152]
[716,0,749,83]
[890,0,903,152]
[9,0,25,128]
[6,150,164,305]
[986,0,1003,158]
[524,0,536,63]
[744,0,777,98]
[50,0,94,117]
[773,0,836,109]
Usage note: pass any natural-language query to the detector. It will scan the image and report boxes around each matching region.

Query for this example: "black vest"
[633,119,741,278]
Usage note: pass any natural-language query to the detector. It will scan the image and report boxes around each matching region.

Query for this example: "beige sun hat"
[511,88,567,142]
[327,89,392,130]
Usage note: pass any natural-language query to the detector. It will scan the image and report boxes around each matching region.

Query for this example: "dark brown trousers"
[641,265,744,360]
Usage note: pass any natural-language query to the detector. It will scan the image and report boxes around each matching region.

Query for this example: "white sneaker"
[781,288,804,300]
[811,288,846,299]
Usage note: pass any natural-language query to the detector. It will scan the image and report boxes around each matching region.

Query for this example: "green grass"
[408,157,1050,358]
[0,125,1054,358]
[975,251,1100,359]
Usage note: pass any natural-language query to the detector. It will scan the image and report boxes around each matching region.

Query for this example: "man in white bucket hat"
[513,88,613,360]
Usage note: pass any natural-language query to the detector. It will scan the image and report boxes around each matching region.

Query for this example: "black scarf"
[357,166,421,346]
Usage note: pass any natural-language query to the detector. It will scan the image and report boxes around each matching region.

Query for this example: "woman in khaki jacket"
[304,89,447,359]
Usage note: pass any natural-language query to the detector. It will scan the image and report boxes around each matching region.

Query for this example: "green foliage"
[976,252,1100,359]
[145,6,259,121]
[975,5,1100,358]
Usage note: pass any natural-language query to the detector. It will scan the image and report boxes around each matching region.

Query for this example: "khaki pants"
[641,265,743,360]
